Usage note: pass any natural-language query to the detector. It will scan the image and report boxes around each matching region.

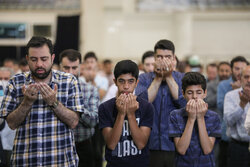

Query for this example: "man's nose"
[193,93,198,99]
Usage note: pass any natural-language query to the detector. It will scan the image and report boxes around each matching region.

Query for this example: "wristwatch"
[49,100,59,110]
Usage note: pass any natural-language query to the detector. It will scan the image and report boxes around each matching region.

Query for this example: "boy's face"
[183,85,207,101]
[114,73,138,96]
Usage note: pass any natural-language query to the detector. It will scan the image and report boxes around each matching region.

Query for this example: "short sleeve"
[208,113,221,138]
[135,73,149,100]
[66,77,84,113]
[0,80,18,118]
[168,111,183,138]
[139,102,154,128]
[98,103,113,130]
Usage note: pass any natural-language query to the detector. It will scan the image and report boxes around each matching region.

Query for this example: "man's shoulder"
[206,109,219,118]
[100,97,116,107]
[170,108,185,117]
[139,72,153,79]
[173,71,184,78]
[226,88,241,97]
[52,70,77,82]
[218,77,232,87]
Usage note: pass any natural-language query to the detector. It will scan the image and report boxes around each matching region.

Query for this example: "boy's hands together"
[116,93,139,116]
[186,99,208,120]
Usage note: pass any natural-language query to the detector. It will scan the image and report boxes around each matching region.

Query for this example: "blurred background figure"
[217,56,249,167]
[223,65,250,167]
[18,58,29,73]
[98,59,114,87]
[3,59,21,74]
[205,61,231,167]
[0,67,14,81]
[81,51,109,101]
[188,55,203,73]
[52,63,60,70]
[59,49,99,167]
[0,67,16,167]
[206,63,218,83]
[141,50,155,73]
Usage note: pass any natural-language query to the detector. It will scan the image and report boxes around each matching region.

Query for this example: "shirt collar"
[25,70,59,85]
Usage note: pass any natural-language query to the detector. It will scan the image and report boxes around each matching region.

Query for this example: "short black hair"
[114,60,139,80]
[59,49,82,64]
[26,36,53,55]
[19,58,28,66]
[182,72,206,93]
[230,56,249,68]
[103,59,112,65]
[206,63,217,69]
[142,51,154,64]
[154,39,175,54]
[84,51,98,62]
[218,61,230,70]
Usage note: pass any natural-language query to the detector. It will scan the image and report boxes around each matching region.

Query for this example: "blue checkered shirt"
[0,70,84,167]
[169,108,221,167]
[74,78,99,142]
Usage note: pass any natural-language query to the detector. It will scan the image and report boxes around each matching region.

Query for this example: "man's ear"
[51,54,55,63]
[113,78,117,86]
[204,89,207,98]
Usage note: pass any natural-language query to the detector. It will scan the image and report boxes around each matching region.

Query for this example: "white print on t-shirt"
[115,118,142,157]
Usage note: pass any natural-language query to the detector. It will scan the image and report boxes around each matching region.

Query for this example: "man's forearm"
[127,114,150,150]
[166,75,179,100]
[6,100,32,130]
[175,118,195,155]
[197,118,215,155]
[148,77,162,103]
[52,102,79,129]
[104,113,125,150]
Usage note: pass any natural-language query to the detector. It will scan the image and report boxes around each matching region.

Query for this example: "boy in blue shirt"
[169,72,221,167]
[98,60,154,167]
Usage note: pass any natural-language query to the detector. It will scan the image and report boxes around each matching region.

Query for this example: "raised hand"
[116,93,127,115]
[126,93,139,116]
[22,84,39,104]
[231,80,241,90]
[186,99,197,121]
[196,99,208,119]
[239,87,250,108]
[36,83,58,106]
[162,57,173,77]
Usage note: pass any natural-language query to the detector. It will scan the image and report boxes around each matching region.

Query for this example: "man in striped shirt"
[59,49,99,167]
[0,36,84,166]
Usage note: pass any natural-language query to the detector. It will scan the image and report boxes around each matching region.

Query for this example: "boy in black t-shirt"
[98,60,154,167]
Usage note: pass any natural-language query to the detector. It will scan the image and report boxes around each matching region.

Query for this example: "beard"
[31,67,52,80]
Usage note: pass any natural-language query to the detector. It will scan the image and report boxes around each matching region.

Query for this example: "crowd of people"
[0,36,249,167]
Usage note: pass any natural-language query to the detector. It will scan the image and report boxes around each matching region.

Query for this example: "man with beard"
[216,56,249,167]
[206,62,231,115]
[224,65,250,167]
[0,36,84,166]
[59,49,99,167]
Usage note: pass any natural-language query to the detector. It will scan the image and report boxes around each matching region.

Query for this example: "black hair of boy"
[59,49,82,64]
[26,36,53,55]
[114,60,139,80]
[182,72,206,93]
[154,39,175,54]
